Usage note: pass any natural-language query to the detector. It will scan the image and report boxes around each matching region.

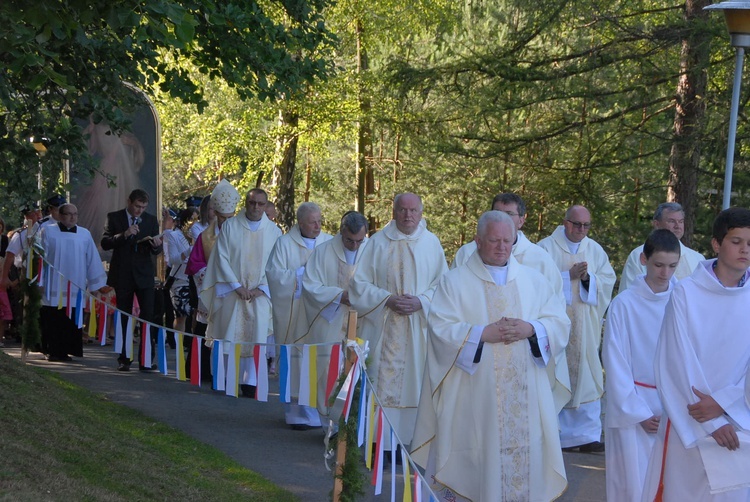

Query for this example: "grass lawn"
[0,352,297,501]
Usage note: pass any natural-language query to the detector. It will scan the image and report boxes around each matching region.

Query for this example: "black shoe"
[578,441,605,453]
[291,424,310,431]
[47,354,72,362]
[117,362,131,372]
[139,364,157,372]
[240,384,256,398]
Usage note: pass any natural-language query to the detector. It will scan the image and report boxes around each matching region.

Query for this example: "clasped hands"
[386,294,422,315]
[236,286,263,302]
[481,317,533,345]
[689,386,740,451]
[569,261,589,281]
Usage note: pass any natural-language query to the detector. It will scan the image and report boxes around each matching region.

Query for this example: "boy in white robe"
[641,208,750,501]
[603,229,680,502]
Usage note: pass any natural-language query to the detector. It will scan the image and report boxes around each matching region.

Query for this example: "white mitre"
[211,179,240,214]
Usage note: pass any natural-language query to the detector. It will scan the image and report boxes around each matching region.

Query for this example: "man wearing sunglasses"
[539,205,616,454]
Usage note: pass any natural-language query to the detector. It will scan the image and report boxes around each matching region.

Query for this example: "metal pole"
[724,46,745,209]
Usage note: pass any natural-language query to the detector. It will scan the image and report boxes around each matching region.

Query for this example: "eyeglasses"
[246,201,266,207]
[502,211,520,217]
[343,237,365,246]
[565,219,591,230]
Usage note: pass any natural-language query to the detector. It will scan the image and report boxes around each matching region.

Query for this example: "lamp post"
[705,1,750,209]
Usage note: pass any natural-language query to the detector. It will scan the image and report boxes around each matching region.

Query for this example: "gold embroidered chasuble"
[411,253,568,501]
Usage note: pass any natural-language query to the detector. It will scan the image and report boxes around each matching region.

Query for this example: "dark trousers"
[41,306,83,358]
[115,284,156,367]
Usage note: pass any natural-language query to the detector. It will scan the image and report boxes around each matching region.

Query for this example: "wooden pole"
[332,309,359,502]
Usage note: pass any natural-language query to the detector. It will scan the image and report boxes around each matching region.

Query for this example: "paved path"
[3,342,605,501]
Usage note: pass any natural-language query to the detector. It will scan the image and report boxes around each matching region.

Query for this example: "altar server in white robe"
[619,202,704,292]
[538,204,615,452]
[201,185,281,396]
[641,208,750,502]
[412,210,568,502]
[266,202,332,429]
[349,192,448,448]
[302,211,368,422]
[39,204,108,360]
[602,229,680,502]
[452,193,571,412]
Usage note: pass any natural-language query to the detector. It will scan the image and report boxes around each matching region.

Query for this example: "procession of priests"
[24,174,750,502]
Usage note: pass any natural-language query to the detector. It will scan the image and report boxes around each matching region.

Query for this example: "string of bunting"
[32,250,437,501]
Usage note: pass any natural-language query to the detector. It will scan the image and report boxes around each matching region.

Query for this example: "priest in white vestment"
[641,208,750,502]
[349,193,448,449]
[602,229,681,502]
[39,204,108,360]
[412,210,568,502]
[266,202,332,428]
[619,202,704,292]
[201,185,282,396]
[452,193,571,412]
[538,205,615,452]
[302,212,368,423]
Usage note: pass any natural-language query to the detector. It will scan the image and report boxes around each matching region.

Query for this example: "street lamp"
[705,1,750,209]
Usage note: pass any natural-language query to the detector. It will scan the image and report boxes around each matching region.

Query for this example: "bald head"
[563,205,591,243]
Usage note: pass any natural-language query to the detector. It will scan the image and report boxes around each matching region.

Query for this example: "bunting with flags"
[87,296,97,339]
[157,328,168,374]
[342,356,361,422]
[366,392,376,470]
[212,340,226,391]
[278,345,291,403]
[113,310,122,354]
[391,428,397,501]
[125,315,134,360]
[402,455,412,502]
[75,289,84,328]
[37,256,44,286]
[97,302,107,346]
[65,281,72,318]
[141,322,152,368]
[175,333,186,381]
[253,345,269,402]
[326,343,342,403]
[56,272,64,310]
[357,375,368,447]
[225,342,240,397]
[298,344,317,407]
[25,248,33,280]
[373,407,385,495]
[190,336,201,386]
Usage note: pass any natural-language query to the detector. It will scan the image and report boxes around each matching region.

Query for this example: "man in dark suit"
[101,189,162,371]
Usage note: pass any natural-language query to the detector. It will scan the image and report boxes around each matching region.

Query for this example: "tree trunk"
[273,107,299,232]
[355,19,373,214]
[668,0,711,246]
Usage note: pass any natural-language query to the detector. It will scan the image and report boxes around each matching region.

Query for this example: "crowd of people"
[2,182,750,502]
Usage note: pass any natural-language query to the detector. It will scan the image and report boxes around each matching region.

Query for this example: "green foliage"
[0,0,334,220]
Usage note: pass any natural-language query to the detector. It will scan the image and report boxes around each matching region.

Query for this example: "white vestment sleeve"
[455,325,484,375]
[529,320,550,366]
[320,292,343,323]
[579,274,598,306]
[216,282,240,298]
[561,271,572,305]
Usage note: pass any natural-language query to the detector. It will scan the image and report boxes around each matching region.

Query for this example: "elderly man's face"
[476,220,515,267]
[563,206,591,243]
[393,194,423,235]
[655,209,685,241]
[299,210,322,239]
[245,192,268,222]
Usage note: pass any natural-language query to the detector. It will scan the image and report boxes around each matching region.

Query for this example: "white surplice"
[538,226,615,446]
[40,224,107,306]
[266,224,332,425]
[301,233,366,416]
[201,213,281,370]
[349,219,447,447]
[411,252,568,502]
[603,275,672,502]
[641,261,750,502]
[619,241,704,292]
